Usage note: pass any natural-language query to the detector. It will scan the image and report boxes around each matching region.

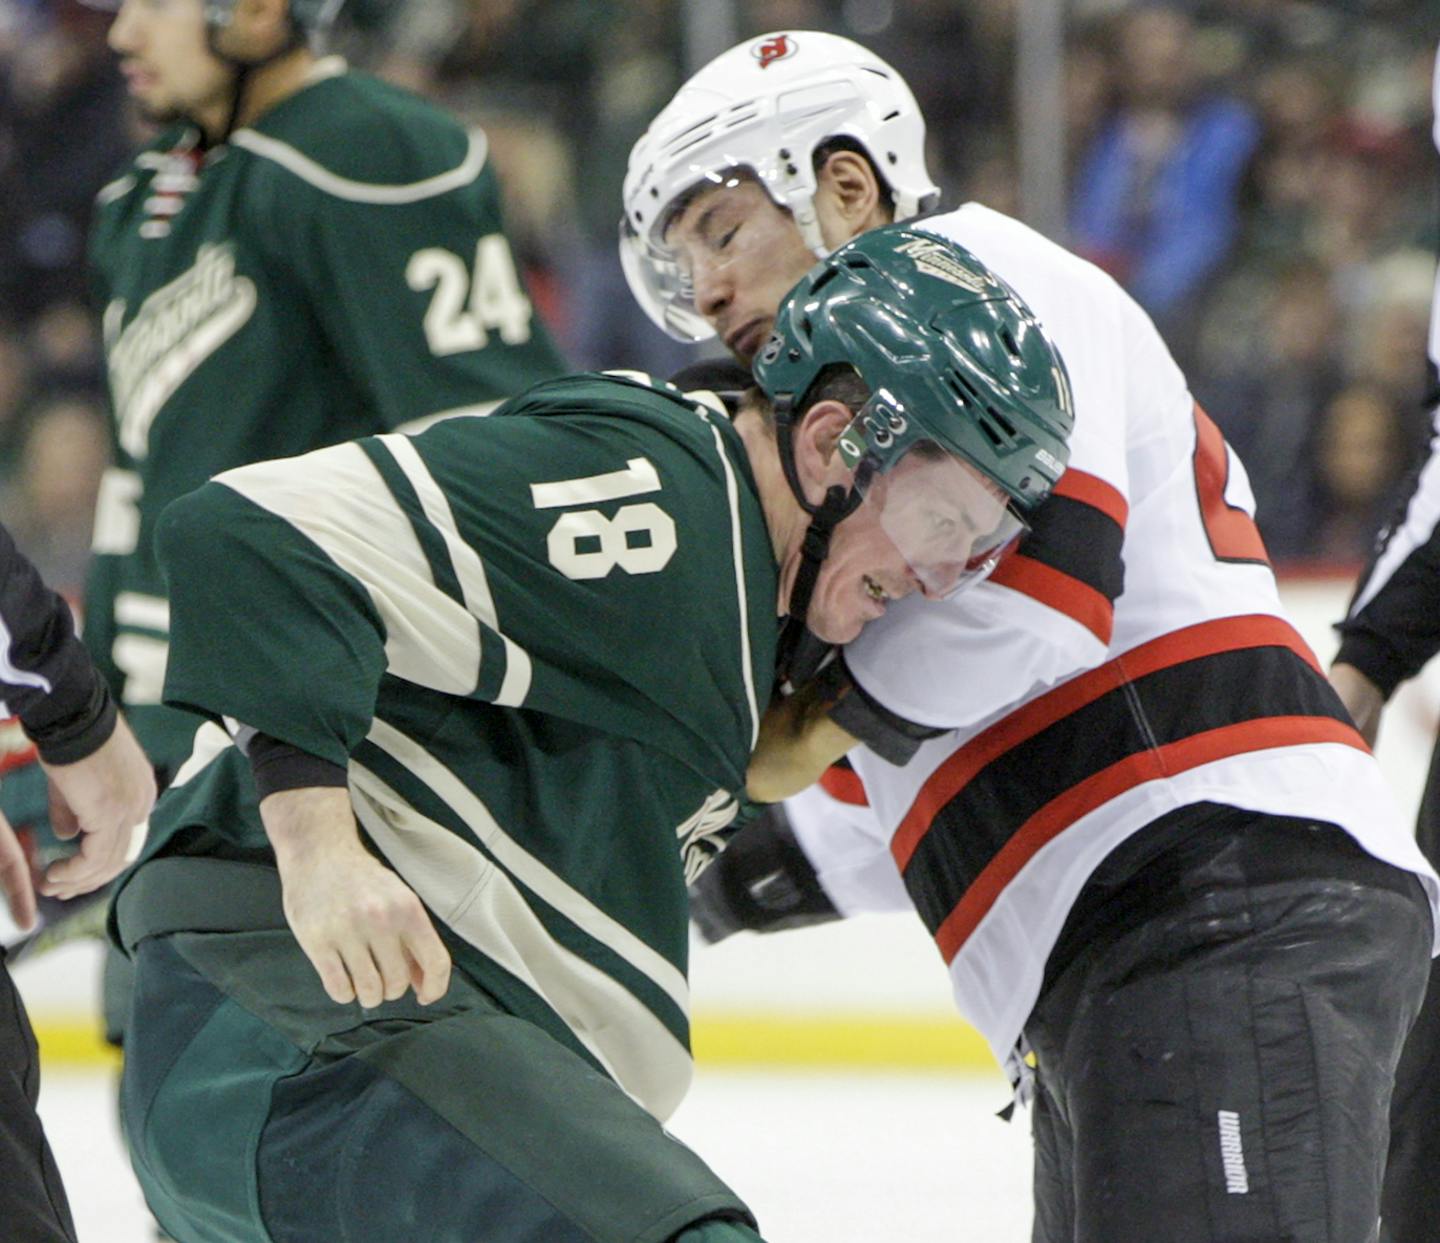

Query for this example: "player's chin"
[805,602,868,646]
[135,97,184,126]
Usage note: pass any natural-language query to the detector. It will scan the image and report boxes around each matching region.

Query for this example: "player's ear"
[815,150,887,243]
[792,399,857,505]
[229,0,291,46]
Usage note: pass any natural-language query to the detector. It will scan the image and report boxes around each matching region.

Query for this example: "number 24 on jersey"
[408,234,533,356]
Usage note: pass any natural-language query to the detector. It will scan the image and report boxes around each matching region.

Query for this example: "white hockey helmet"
[620,30,940,342]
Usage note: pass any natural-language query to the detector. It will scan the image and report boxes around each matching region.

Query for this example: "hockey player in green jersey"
[109,228,1075,1242]
[81,0,566,782]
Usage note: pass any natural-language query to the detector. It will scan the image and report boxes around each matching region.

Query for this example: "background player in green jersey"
[109,230,1074,1242]
[77,0,567,785]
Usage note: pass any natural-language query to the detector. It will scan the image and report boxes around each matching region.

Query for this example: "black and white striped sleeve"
[1335,395,1440,698]
[0,524,117,763]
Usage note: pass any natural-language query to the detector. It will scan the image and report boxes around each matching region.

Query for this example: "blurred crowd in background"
[1,0,1437,596]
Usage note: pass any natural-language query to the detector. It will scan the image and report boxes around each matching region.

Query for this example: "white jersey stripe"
[375,434,532,706]
[114,592,171,633]
[166,721,234,790]
[349,762,691,1120]
[363,716,690,1012]
[229,128,489,205]
[216,444,482,696]
[96,174,136,206]
[704,416,761,747]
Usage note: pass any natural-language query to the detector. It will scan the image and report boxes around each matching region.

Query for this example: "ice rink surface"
[37,1064,1036,1242]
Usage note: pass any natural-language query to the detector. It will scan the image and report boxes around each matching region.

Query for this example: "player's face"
[799,436,1019,644]
[109,0,233,126]
[804,496,926,645]
[662,176,817,365]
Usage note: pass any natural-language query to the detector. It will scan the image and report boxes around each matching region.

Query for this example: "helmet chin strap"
[777,482,861,688]
[204,14,306,145]
[791,199,830,261]
[771,396,865,686]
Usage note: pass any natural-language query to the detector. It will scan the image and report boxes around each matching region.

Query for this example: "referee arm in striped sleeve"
[1331,403,1440,745]
[0,524,154,922]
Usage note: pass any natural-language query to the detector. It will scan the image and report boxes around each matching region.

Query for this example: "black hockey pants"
[1380,740,1440,1243]
[1026,809,1431,1243]
[0,949,76,1243]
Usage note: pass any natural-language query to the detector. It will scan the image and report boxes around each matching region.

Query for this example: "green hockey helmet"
[755,224,1075,599]
[81,0,344,40]
[202,0,344,34]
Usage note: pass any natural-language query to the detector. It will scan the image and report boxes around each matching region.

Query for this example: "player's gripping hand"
[0,808,38,931]
[261,786,452,1008]
[39,713,157,900]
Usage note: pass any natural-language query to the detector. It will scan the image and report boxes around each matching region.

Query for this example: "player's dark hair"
[800,363,871,422]
[743,364,870,433]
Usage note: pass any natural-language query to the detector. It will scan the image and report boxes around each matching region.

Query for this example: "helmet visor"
[620,213,713,342]
[620,166,807,345]
[854,434,1027,599]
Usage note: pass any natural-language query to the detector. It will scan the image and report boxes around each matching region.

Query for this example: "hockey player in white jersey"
[623,30,1440,1242]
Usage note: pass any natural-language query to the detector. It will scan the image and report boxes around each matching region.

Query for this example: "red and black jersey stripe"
[990,470,1127,644]
[890,615,1367,963]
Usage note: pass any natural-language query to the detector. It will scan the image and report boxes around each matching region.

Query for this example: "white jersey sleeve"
[843,204,1174,731]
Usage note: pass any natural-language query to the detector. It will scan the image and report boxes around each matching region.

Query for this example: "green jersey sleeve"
[155,463,389,767]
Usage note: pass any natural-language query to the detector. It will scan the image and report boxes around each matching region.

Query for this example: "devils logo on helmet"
[754,35,795,69]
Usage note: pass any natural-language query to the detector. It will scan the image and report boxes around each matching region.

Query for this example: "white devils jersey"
[785,203,1440,1077]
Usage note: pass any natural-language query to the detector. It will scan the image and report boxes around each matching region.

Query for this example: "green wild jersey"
[86,59,566,776]
[142,372,780,1120]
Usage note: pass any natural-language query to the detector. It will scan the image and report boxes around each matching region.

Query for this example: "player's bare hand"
[1329,661,1385,748]
[262,786,451,1008]
[39,713,156,900]
[0,809,38,931]
[747,682,860,803]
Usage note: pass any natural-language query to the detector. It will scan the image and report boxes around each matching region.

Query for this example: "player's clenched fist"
[260,786,451,1008]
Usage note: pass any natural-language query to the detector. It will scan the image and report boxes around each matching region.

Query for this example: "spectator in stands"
[0,0,129,328]
[1311,385,1407,564]
[0,394,108,593]
[1069,3,1260,363]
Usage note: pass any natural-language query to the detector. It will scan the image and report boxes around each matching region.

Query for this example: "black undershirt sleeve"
[246,732,348,802]
[817,653,946,766]
[1334,389,1440,699]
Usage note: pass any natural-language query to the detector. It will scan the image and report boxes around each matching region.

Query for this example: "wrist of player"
[261,785,362,868]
